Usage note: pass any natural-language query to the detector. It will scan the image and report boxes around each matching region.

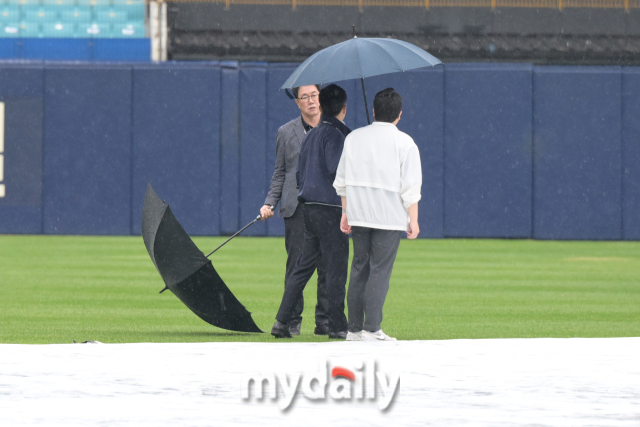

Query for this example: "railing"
[166,0,640,10]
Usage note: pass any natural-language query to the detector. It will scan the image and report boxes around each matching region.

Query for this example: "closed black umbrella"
[142,183,263,333]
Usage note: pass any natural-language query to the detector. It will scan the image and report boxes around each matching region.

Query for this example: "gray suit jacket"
[264,116,307,218]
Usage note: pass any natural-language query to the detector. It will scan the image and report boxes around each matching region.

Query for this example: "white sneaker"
[361,330,397,341]
[346,331,364,341]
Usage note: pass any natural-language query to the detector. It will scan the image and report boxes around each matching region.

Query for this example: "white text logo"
[242,360,399,411]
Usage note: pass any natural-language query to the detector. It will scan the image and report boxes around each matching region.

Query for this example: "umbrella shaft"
[361,78,371,125]
[206,217,259,257]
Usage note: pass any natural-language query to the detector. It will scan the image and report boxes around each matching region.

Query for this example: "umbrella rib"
[354,39,367,79]
[366,39,407,76]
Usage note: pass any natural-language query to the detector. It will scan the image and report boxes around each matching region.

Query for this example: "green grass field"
[1,235,639,343]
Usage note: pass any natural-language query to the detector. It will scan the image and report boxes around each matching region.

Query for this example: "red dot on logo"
[331,366,355,381]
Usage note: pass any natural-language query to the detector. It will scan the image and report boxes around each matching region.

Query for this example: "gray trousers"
[347,227,402,333]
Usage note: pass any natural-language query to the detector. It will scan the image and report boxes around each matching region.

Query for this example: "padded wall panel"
[93,39,150,62]
[444,63,533,238]
[132,64,220,236]
[220,63,240,235]
[353,67,445,238]
[0,66,44,233]
[622,68,640,240]
[43,66,132,234]
[533,67,622,240]
[265,64,300,237]
[0,40,19,59]
[22,39,92,61]
[239,63,268,236]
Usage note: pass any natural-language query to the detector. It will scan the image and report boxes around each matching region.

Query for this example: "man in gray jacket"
[259,84,329,336]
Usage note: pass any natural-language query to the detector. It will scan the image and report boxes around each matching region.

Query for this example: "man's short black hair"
[292,84,321,99]
[373,88,402,123]
[319,84,347,117]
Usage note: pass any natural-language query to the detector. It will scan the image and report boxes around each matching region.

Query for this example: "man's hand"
[340,213,351,234]
[407,220,420,239]
[260,205,274,221]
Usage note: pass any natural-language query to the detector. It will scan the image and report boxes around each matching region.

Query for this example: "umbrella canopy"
[142,183,263,333]
[281,37,442,89]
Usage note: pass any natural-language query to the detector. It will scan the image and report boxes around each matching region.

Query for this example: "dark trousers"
[277,204,349,332]
[347,227,401,333]
[283,203,329,326]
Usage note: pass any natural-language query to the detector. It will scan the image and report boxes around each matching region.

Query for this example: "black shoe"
[289,320,301,336]
[271,321,292,338]
[328,331,347,340]
[314,324,329,336]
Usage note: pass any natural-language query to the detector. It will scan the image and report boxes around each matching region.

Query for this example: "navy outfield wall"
[0,62,637,240]
[533,67,622,240]
[444,63,533,239]
[0,66,44,234]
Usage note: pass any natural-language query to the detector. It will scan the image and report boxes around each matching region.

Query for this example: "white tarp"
[1,338,639,426]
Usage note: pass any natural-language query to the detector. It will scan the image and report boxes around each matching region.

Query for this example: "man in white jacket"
[333,88,422,341]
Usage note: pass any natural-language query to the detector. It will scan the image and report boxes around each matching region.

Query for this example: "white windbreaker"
[333,121,422,231]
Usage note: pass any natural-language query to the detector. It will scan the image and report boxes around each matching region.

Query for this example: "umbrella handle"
[205,206,274,258]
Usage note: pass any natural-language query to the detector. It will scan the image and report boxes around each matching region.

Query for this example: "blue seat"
[77,0,112,6]
[0,6,19,22]
[80,21,106,37]
[1,21,20,38]
[123,2,144,21]
[41,0,77,5]
[8,0,40,5]
[112,21,144,38]
[95,8,127,24]
[24,7,60,23]
[11,0,41,5]
[41,21,76,37]
[60,8,91,23]
[112,0,145,20]
[19,21,41,37]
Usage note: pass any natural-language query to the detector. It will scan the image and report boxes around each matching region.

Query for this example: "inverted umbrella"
[142,183,263,333]
[281,31,442,124]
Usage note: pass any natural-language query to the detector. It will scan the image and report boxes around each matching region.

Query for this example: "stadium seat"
[60,8,91,23]
[0,6,19,23]
[41,0,77,5]
[118,1,145,21]
[23,6,59,23]
[41,21,75,37]
[19,21,41,37]
[77,0,112,6]
[80,21,104,37]
[95,8,128,24]
[1,22,19,38]
[112,21,144,38]
[6,0,39,5]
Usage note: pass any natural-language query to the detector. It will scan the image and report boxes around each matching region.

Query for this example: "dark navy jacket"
[296,114,351,207]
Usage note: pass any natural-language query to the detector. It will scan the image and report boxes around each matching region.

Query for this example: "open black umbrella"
[142,183,263,333]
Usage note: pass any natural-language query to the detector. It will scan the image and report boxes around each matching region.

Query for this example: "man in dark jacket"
[259,84,329,336]
[271,84,351,339]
